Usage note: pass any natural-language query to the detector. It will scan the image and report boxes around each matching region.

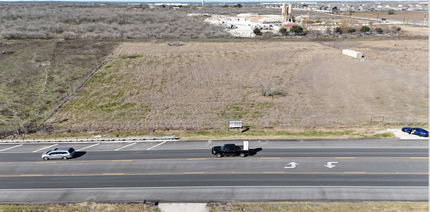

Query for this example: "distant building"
[358,6,368,11]
[339,6,348,12]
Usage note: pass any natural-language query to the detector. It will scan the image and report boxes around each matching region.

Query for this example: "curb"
[0,136,177,144]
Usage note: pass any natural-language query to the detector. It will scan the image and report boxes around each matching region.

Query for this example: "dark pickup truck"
[212,143,249,158]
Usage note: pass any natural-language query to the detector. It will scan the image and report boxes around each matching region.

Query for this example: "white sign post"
[227,119,242,135]
[229,121,242,128]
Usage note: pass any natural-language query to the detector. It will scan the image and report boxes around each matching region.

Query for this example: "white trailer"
[243,141,249,151]
[342,49,363,58]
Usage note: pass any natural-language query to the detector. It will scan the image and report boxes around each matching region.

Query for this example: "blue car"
[401,127,429,137]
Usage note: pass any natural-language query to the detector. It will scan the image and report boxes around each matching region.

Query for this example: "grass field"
[348,11,428,24]
[0,202,427,212]
[209,202,429,212]
[0,40,118,137]
[45,40,428,134]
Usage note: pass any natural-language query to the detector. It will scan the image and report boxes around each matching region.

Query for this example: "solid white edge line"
[77,143,100,151]
[32,144,58,153]
[147,141,167,150]
[0,186,426,191]
[115,143,136,151]
[0,144,23,152]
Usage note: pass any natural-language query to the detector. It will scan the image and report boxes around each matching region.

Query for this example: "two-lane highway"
[0,139,427,203]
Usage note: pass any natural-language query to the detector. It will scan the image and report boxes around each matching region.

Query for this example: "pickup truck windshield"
[220,145,225,150]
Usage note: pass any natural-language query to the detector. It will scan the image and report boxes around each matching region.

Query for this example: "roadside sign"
[229,121,242,128]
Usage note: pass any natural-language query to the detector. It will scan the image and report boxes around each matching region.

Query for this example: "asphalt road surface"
[0,139,427,203]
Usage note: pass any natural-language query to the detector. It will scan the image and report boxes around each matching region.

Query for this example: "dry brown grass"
[0,202,157,212]
[0,201,427,212]
[45,40,428,133]
[209,202,429,212]
[349,11,428,24]
[396,25,429,36]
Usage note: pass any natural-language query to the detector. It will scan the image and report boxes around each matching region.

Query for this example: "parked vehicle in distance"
[41,147,75,160]
[212,141,249,158]
[402,127,429,137]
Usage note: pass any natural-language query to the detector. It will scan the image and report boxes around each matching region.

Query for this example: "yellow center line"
[410,157,429,159]
[35,162,56,163]
[183,172,205,174]
[335,157,355,159]
[344,172,366,174]
[102,173,124,175]
[187,158,207,160]
[20,174,43,176]
[263,172,285,174]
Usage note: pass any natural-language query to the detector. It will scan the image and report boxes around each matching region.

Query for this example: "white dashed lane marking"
[33,144,58,153]
[147,141,167,150]
[115,143,136,151]
[0,144,23,152]
[76,143,100,151]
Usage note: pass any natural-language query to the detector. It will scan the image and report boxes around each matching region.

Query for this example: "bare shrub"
[168,41,183,46]
[257,81,285,97]
[0,3,231,39]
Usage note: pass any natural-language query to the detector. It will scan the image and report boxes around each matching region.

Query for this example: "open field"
[45,40,428,133]
[348,11,428,24]
[0,202,427,212]
[209,202,429,212]
[389,25,428,36]
[0,40,119,137]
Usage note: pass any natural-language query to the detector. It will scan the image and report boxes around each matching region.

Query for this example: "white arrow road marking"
[325,162,338,169]
[284,162,298,169]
